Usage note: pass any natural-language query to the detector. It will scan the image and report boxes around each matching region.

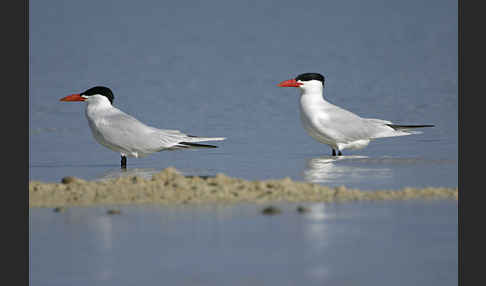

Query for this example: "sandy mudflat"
[29,167,458,207]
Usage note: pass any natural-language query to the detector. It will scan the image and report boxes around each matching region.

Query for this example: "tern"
[60,86,225,168]
[277,73,433,156]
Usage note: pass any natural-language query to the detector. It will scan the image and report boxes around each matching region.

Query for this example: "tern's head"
[277,73,325,93]
[60,86,115,105]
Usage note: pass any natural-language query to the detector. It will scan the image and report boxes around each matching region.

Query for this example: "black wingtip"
[177,142,218,148]
[386,124,435,130]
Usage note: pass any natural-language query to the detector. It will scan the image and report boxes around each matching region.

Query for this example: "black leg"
[332,149,336,156]
[121,155,127,169]
[338,151,342,156]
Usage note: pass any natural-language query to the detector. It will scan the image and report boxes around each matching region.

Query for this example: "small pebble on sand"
[296,206,311,213]
[107,209,121,215]
[61,177,76,184]
[261,206,282,215]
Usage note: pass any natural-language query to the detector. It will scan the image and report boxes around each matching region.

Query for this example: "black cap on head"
[295,73,325,83]
[82,86,114,104]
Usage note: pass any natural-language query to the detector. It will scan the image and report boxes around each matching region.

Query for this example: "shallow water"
[30,200,457,286]
[29,0,457,190]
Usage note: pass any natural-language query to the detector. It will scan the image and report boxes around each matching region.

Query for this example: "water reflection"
[61,208,116,282]
[303,204,331,251]
[92,216,114,282]
[302,204,333,281]
[95,168,160,181]
[303,156,391,184]
[95,167,217,181]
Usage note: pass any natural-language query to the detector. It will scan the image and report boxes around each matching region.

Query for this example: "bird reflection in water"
[303,155,391,185]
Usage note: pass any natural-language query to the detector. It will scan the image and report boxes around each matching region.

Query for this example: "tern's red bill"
[277,79,303,87]
[60,94,85,102]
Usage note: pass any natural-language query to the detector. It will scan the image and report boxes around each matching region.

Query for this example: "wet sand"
[29,167,458,207]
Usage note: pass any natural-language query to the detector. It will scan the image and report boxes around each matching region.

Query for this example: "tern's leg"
[332,149,336,156]
[121,155,127,169]
[338,151,342,156]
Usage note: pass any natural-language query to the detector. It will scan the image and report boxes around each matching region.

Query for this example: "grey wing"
[316,106,393,142]
[97,111,184,152]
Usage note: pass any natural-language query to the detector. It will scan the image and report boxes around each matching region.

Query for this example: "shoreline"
[29,167,458,208]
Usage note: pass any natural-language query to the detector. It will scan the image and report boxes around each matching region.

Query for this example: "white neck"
[84,94,115,120]
[298,82,327,107]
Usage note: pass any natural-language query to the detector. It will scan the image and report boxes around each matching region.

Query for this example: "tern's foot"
[332,149,336,156]
[338,151,342,156]
[121,156,127,169]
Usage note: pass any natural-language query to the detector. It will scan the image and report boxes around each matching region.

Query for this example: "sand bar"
[29,168,458,207]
